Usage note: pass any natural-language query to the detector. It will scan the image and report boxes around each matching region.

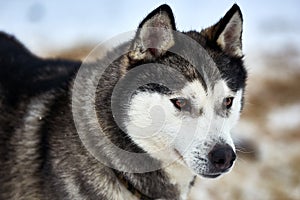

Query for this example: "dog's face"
[122,4,247,178]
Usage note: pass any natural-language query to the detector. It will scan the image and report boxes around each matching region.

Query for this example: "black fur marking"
[137,83,172,95]
[185,30,247,92]
[189,175,197,188]
[215,56,247,92]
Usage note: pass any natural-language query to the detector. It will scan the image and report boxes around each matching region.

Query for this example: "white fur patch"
[125,79,243,196]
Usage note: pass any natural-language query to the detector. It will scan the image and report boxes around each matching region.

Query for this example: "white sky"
[0,0,299,56]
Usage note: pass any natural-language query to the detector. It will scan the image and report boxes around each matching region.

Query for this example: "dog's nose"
[208,144,236,172]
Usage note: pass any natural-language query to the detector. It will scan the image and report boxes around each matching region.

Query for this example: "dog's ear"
[129,4,176,61]
[203,4,243,57]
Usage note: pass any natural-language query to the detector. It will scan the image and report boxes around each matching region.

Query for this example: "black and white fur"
[0,4,247,200]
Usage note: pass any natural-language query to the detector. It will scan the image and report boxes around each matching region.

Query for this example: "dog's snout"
[208,144,236,172]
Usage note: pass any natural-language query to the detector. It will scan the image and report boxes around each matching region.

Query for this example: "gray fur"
[0,4,247,200]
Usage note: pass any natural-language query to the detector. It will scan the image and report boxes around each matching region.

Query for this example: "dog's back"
[0,32,80,98]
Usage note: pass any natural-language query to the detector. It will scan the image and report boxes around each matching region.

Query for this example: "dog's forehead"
[159,52,221,93]
[181,80,206,98]
[181,79,233,99]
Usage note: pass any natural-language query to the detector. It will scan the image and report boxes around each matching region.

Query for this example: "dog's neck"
[113,170,153,200]
[164,162,197,200]
[112,164,196,200]
[112,169,181,199]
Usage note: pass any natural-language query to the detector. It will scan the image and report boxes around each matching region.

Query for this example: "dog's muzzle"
[208,144,236,174]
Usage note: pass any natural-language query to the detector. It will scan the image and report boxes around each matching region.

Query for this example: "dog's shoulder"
[0,31,33,58]
[0,32,81,99]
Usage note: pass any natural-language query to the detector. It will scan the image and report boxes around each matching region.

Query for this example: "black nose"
[208,144,236,172]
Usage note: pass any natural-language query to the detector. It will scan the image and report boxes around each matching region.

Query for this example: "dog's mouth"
[200,168,231,178]
[200,173,222,178]
[174,149,185,162]
[173,149,225,179]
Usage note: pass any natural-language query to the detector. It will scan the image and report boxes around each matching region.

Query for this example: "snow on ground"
[267,104,300,133]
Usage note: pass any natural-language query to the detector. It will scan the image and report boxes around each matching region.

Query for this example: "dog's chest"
[165,163,195,200]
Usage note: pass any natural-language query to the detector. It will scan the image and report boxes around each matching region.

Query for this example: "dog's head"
[119,4,247,178]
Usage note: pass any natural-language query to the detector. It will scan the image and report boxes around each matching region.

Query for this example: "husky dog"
[0,4,247,200]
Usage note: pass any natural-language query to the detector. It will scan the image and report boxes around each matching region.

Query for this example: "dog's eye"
[223,97,234,109]
[170,98,188,110]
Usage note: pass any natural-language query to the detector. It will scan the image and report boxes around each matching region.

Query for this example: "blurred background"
[1,0,299,199]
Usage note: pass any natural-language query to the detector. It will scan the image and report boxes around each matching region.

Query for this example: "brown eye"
[170,98,188,110]
[223,97,234,109]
